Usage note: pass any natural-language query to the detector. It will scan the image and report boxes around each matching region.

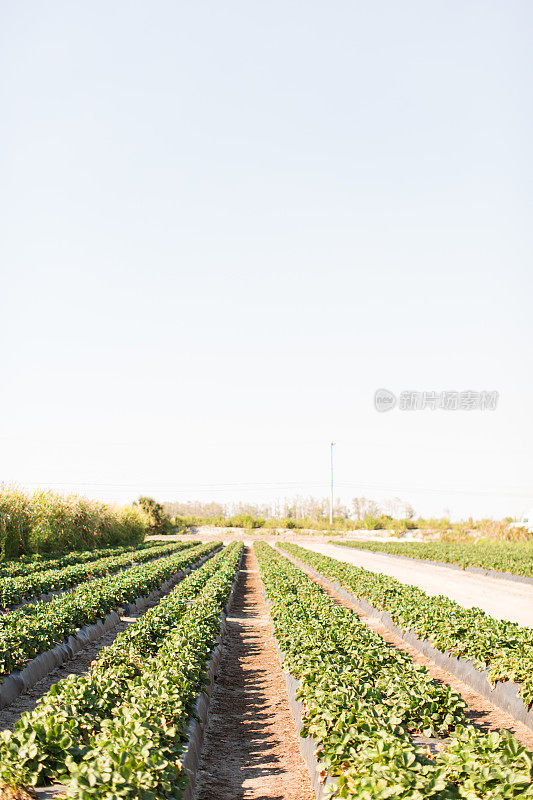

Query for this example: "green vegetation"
[170,512,415,532]
[280,543,533,705]
[165,497,417,532]
[172,512,267,531]
[0,543,242,798]
[136,496,173,534]
[0,486,148,558]
[165,497,531,540]
[0,541,218,676]
[257,543,533,799]
[336,539,533,577]
[0,540,196,608]
[0,540,162,580]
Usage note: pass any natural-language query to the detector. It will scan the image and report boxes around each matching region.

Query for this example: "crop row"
[281,543,533,706]
[0,540,197,609]
[0,541,243,799]
[335,539,533,578]
[257,543,533,799]
[0,541,219,676]
[0,540,163,580]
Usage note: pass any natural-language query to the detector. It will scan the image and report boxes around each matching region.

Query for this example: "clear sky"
[1,1,532,520]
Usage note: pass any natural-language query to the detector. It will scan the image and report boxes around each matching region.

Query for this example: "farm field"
[3,2,529,797]
[0,540,197,609]
[1,540,532,799]
[0,541,219,678]
[336,539,533,578]
[0,542,242,796]
[303,540,533,627]
[279,544,533,707]
[258,543,533,798]
[0,540,164,580]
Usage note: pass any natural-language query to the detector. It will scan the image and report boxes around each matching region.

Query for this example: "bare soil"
[193,546,314,800]
[283,549,533,752]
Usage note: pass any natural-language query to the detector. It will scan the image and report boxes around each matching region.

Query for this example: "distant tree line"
[162,495,418,531]
[139,495,522,538]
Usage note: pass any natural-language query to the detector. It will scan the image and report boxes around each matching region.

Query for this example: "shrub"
[362,515,386,530]
[135,497,173,535]
[398,519,417,531]
[228,513,265,529]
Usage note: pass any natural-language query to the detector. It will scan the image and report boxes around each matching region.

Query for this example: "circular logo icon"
[374,388,396,412]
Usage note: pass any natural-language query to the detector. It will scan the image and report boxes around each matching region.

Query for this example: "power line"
[5,478,531,500]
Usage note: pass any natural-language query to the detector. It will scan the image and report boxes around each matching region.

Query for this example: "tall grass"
[0,485,148,558]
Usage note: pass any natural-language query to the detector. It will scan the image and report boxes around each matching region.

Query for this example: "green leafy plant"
[336,539,533,578]
[0,543,243,799]
[0,541,197,608]
[0,540,162,581]
[0,542,219,676]
[257,543,533,800]
[281,543,533,706]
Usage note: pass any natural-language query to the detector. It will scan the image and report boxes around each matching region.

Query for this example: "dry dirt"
[193,546,314,800]
[281,549,533,752]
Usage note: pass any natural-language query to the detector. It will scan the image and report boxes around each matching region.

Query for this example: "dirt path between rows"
[193,546,314,800]
[279,548,533,752]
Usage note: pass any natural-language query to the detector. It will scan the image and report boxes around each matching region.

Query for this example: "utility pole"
[329,441,335,526]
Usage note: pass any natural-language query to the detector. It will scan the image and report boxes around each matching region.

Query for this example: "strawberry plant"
[281,543,533,705]
[0,540,163,580]
[336,540,533,578]
[257,543,533,799]
[0,540,196,608]
[0,542,219,676]
[0,543,243,798]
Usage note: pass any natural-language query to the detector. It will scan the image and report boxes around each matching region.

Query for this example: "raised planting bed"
[334,539,533,582]
[0,543,244,800]
[0,540,198,609]
[179,545,244,800]
[0,543,221,708]
[0,541,163,580]
[281,543,533,719]
[270,622,337,799]
[257,543,533,800]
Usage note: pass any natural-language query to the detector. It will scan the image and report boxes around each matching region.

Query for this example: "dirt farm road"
[304,542,533,627]
[193,546,314,800]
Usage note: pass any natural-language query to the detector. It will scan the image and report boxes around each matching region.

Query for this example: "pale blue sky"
[1,1,532,519]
